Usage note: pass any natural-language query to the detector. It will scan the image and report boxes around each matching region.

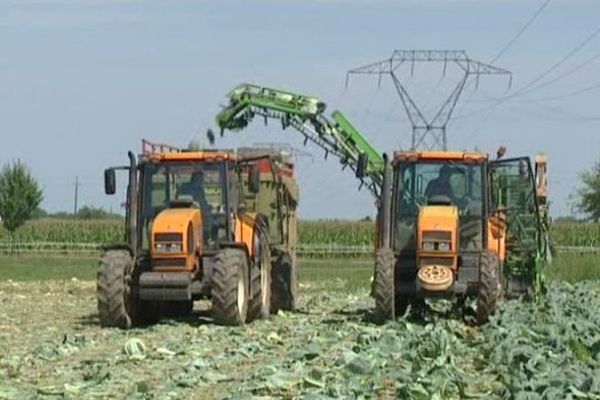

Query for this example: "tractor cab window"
[139,162,227,250]
[489,158,540,256]
[394,161,484,252]
[489,158,536,212]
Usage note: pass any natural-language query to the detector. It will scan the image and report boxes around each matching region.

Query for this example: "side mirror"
[356,154,367,179]
[104,168,116,195]
[249,165,260,193]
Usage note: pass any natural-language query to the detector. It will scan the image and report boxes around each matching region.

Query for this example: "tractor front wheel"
[211,248,249,326]
[97,249,158,328]
[477,251,502,324]
[373,248,396,324]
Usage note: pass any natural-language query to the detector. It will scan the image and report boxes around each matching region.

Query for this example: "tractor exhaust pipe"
[127,151,138,253]
[380,153,392,249]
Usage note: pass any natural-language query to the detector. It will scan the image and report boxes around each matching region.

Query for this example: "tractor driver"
[178,171,210,212]
[425,164,457,204]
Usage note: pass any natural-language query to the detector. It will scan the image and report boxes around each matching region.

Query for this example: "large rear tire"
[477,251,503,324]
[248,230,272,321]
[211,248,249,326]
[271,252,298,313]
[373,248,396,324]
[97,249,158,328]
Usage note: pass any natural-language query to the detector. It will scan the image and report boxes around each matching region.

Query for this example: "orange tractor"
[371,150,549,323]
[98,140,298,327]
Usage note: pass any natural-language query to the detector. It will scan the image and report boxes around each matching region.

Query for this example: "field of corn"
[551,223,600,247]
[0,218,597,248]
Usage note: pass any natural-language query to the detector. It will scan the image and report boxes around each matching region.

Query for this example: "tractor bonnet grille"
[420,257,453,268]
[423,231,452,242]
[155,233,183,243]
[152,257,187,268]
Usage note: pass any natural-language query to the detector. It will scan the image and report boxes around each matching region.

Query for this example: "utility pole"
[73,176,79,215]
[346,50,512,151]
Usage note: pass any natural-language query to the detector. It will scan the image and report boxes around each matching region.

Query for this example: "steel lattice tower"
[347,50,512,151]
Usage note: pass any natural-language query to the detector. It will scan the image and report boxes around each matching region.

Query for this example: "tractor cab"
[393,151,487,254]
[139,152,242,261]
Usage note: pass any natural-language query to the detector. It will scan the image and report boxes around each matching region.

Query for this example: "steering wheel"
[414,194,429,208]
[457,198,472,217]
[427,195,453,206]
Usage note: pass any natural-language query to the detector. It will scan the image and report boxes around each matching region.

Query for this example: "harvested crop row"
[0,279,598,399]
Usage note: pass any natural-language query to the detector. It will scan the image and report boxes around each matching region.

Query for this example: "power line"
[515,48,600,97]
[511,24,600,98]
[444,0,553,139]
[460,91,600,148]
[459,47,600,106]
[489,0,552,64]
[523,81,600,102]
[510,102,600,122]
[508,49,600,103]
[455,23,600,127]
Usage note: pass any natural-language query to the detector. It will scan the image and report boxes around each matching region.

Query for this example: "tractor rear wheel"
[211,248,249,326]
[97,249,158,328]
[248,230,272,321]
[271,252,298,313]
[373,248,396,324]
[477,251,502,324]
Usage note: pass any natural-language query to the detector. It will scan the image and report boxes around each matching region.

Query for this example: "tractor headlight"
[438,242,451,252]
[422,241,435,251]
[422,241,451,252]
[155,242,183,254]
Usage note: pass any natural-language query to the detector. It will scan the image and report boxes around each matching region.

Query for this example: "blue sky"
[1,0,599,219]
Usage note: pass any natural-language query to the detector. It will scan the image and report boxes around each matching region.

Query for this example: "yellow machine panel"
[487,215,506,262]
[416,205,459,291]
[150,208,202,271]
[417,206,459,265]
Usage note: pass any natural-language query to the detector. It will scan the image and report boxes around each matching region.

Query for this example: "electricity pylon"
[347,50,512,150]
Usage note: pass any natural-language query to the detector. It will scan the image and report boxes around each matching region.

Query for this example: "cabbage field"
[0,275,599,399]
[0,219,599,398]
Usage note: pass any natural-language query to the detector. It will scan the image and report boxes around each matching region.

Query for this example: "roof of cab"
[393,150,487,163]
